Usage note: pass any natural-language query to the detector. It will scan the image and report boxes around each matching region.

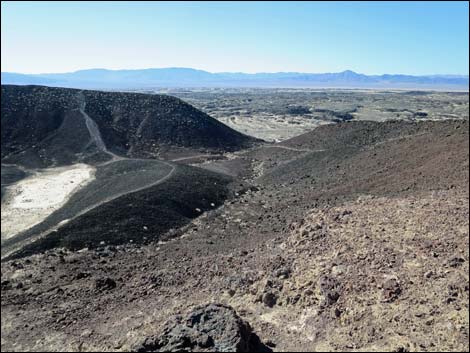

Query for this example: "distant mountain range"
[2,68,468,90]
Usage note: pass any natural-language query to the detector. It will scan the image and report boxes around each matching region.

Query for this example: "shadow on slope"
[5,161,236,259]
[0,165,29,200]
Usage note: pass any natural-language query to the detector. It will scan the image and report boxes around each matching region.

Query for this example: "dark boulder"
[133,303,271,352]
[382,278,402,302]
[319,275,341,306]
[94,277,116,291]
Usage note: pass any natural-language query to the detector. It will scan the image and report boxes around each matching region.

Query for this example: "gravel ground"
[1,119,468,352]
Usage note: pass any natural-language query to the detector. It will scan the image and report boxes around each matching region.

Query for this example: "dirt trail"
[171,154,220,162]
[77,92,123,163]
[261,145,320,153]
[0,159,176,260]
[62,162,176,225]
[1,95,178,258]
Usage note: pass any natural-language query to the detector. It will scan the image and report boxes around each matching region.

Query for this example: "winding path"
[260,145,324,153]
[1,95,179,259]
[171,154,221,162]
[0,160,176,260]
[55,94,178,231]
[77,92,124,164]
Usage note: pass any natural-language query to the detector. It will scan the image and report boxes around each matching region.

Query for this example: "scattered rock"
[75,272,91,280]
[11,262,24,269]
[94,277,117,291]
[319,275,341,306]
[333,308,342,318]
[273,266,291,279]
[424,270,434,279]
[265,340,276,348]
[1,280,12,290]
[262,292,277,308]
[382,278,401,302]
[447,257,465,268]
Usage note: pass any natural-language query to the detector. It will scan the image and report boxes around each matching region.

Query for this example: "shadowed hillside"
[1,85,257,168]
[4,161,241,260]
[1,85,256,259]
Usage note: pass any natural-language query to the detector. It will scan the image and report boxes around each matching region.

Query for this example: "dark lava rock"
[133,303,271,352]
[265,340,277,348]
[382,278,402,302]
[447,257,465,268]
[319,275,341,306]
[10,262,24,269]
[94,277,116,291]
[74,272,91,280]
[1,280,12,290]
[413,111,428,118]
[273,266,291,279]
[262,292,278,308]
[285,106,311,115]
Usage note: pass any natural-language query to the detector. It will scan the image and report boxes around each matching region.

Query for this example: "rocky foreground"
[1,120,469,352]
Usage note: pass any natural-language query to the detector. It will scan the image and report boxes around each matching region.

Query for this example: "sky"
[1,1,469,75]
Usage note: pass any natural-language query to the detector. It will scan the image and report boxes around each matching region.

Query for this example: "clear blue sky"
[1,1,468,75]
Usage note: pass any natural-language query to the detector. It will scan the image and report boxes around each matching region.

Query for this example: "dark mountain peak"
[340,69,358,75]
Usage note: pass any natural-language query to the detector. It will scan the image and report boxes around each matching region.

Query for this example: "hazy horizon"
[2,1,469,76]
[4,67,469,77]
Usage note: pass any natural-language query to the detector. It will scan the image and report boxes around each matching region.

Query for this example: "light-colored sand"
[217,114,330,142]
[1,164,95,240]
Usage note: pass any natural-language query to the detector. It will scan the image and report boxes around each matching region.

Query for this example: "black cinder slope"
[80,87,258,158]
[1,85,257,167]
[3,160,242,260]
[259,120,469,201]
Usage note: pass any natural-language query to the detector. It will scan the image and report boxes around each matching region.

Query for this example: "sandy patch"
[217,114,330,142]
[1,164,95,240]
